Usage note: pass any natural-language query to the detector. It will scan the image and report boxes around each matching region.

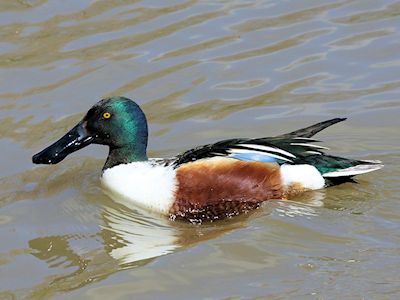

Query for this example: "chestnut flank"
[171,157,283,222]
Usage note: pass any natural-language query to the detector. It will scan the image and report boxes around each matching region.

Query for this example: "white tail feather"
[323,163,384,177]
[361,159,382,164]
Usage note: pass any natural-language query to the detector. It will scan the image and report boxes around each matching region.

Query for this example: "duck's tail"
[322,159,383,178]
[278,117,383,177]
[299,154,383,184]
[323,159,383,186]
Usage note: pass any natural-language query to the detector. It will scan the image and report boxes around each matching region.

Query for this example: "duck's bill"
[32,122,93,164]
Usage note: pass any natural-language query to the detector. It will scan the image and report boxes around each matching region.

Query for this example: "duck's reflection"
[272,190,326,218]
[100,204,180,265]
[26,194,248,297]
[29,191,325,278]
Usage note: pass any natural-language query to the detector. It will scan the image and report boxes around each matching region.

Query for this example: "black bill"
[32,122,93,164]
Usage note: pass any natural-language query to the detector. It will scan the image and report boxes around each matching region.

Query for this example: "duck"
[32,96,383,222]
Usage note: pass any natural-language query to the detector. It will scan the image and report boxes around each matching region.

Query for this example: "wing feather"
[227,148,294,163]
[238,144,296,158]
[172,118,343,167]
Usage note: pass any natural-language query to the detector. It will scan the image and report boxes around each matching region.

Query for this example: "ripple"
[232,1,346,33]
[328,29,394,49]
[332,2,400,24]
[215,29,333,62]
[153,35,240,61]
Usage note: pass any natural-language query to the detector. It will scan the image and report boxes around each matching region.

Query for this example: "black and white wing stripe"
[224,143,296,163]
[288,137,330,155]
[172,137,328,167]
[171,118,345,168]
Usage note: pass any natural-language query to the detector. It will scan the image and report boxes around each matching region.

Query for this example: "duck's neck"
[103,126,148,171]
[104,145,148,170]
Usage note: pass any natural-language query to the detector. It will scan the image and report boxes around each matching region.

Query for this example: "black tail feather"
[278,118,347,138]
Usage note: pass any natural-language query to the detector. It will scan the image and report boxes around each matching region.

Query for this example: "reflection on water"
[100,204,180,265]
[1,0,400,299]
[23,192,251,298]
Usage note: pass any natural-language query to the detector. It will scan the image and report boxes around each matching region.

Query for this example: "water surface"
[1,1,399,299]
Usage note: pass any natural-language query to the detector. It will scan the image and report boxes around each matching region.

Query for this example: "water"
[1,1,399,299]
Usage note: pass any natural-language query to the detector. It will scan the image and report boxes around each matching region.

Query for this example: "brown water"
[1,1,400,299]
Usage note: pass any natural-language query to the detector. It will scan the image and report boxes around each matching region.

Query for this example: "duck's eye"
[103,112,111,119]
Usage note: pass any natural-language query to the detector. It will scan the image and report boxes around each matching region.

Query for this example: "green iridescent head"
[32,97,148,170]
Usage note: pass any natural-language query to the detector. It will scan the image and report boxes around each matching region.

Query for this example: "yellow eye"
[103,112,111,119]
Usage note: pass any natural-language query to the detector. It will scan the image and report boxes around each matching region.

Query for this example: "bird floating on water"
[32,97,383,222]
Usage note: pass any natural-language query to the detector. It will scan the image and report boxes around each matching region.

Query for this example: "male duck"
[33,97,383,222]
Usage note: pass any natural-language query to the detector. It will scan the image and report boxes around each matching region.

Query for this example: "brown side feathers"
[171,157,284,222]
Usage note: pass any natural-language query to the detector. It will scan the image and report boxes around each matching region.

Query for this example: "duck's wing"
[171,135,329,168]
[171,118,348,168]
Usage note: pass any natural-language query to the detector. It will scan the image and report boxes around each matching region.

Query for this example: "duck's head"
[32,97,148,169]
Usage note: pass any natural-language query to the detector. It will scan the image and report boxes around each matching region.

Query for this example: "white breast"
[101,161,177,215]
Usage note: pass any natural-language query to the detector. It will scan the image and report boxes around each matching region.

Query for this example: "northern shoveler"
[32,97,383,222]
